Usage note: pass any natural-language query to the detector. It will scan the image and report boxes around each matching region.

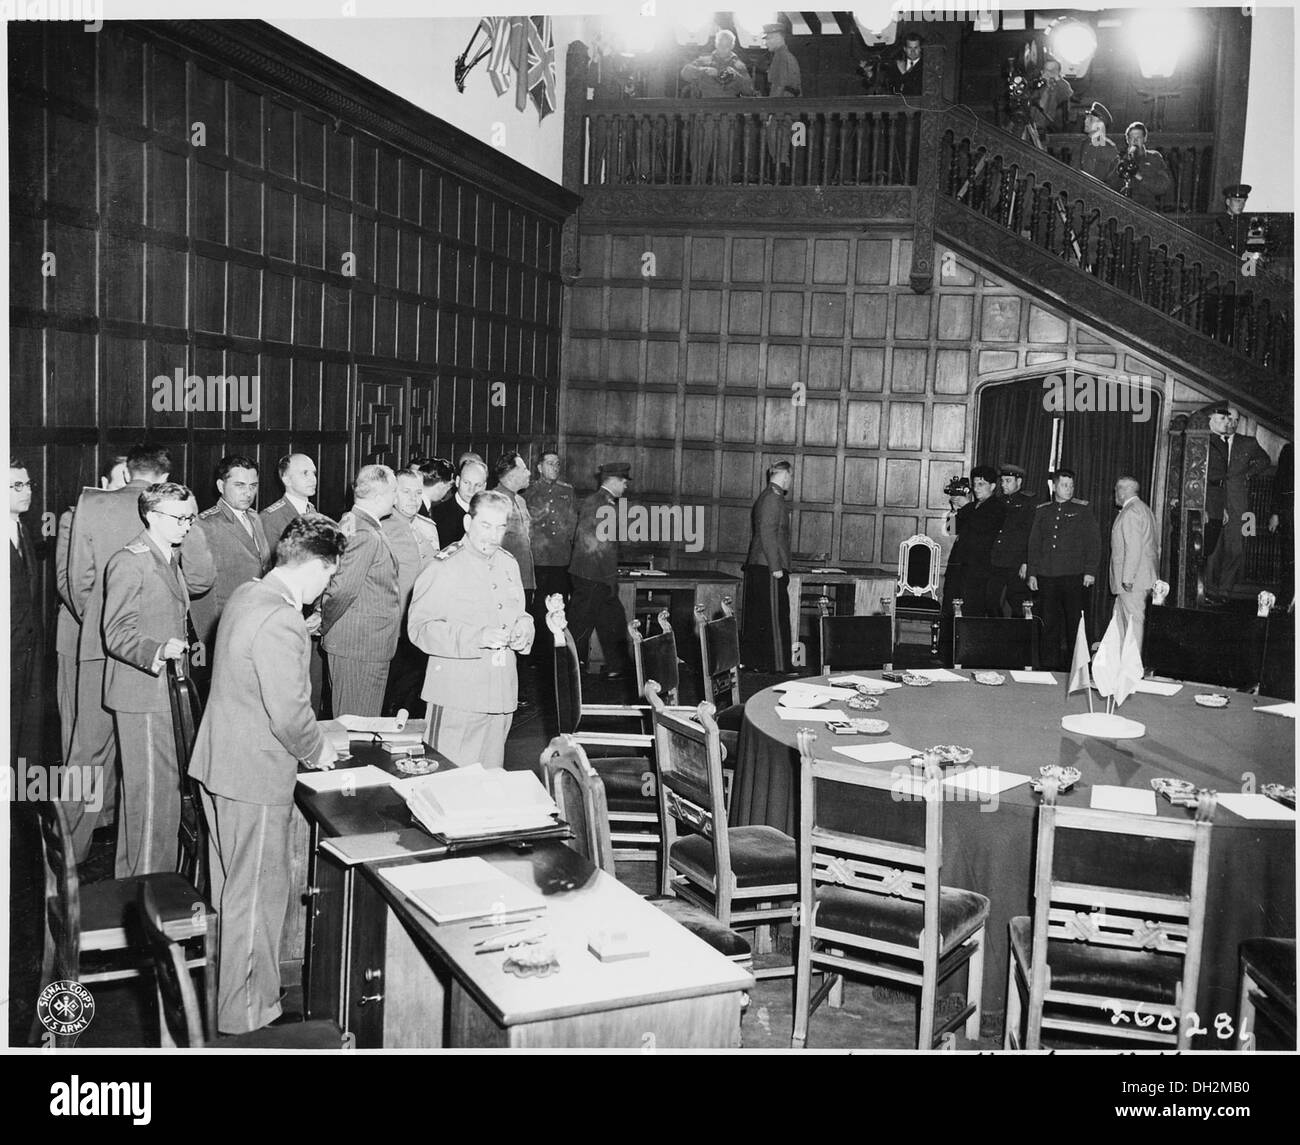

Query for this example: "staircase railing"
[937,107,1292,380]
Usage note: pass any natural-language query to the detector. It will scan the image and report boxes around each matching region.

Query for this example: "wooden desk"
[591,568,742,671]
[787,567,895,659]
[298,778,752,1048]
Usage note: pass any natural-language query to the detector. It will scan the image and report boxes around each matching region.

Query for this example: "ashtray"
[394,756,440,775]
[911,744,974,768]
[845,694,880,711]
[1262,783,1296,809]
[901,673,933,688]
[849,718,889,735]
[1151,777,1202,807]
[1030,765,1082,793]
[856,683,890,697]
[1194,693,1230,708]
[973,671,1006,686]
[503,944,560,978]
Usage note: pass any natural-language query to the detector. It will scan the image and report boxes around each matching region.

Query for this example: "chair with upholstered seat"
[1237,938,1296,1051]
[647,682,797,979]
[32,799,220,1046]
[893,534,943,657]
[546,594,660,870]
[817,595,893,674]
[1143,605,1266,691]
[630,609,690,709]
[540,735,753,970]
[951,605,1038,670]
[792,729,989,1049]
[1004,781,1216,1050]
[694,598,745,766]
[139,882,343,1048]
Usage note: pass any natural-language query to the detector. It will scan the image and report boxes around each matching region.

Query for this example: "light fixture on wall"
[853,2,898,44]
[1045,16,1098,78]
[1131,9,1196,79]
[732,9,784,48]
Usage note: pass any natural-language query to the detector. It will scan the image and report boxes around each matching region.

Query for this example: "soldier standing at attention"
[1026,468,1101,670]
[523,449,577,609]
[568,462,633,680]
[986,463,1040,617]
[741,460,794,672]
[762,23,801,181]
[408,490,534,768]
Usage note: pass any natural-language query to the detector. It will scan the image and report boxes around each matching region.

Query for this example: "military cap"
[1223,184,1252,200]
[1082,101,1111,125]
[762,23,784,34]
[598,462,631,479]
[1000,463,1027,479]
[1125,121,1148,138]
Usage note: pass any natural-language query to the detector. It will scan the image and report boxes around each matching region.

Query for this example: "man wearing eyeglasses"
[101,482,208,877]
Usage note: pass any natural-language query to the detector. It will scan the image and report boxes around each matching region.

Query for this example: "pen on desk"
[474,930,546,955]
[472,924,536,947]
[468,911,545,930]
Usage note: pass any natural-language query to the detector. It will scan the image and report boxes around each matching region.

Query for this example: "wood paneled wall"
[9,20,574,536]
[562,227,1188,574]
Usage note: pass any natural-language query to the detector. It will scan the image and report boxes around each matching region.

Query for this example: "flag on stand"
[1091,615,1123,699]
[1067,617,1092,694]
[1115,621,1144,707]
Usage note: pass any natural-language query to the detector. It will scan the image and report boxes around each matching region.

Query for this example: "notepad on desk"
[1090,785,1156,815]
[296,764,394,793]
[833,741,919,764]
[321,829,448,866]
[1010,670,1057,685]
[1134,679,1183,696]
[378,857,546,924]
[775,708,843,722]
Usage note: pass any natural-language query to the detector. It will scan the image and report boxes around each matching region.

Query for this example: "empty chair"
[630,609,688,708]
[32,799,219,1046]
[139,882,343,1048]
[547,595,660,869]
[793,730,988,1049]
[1005,780,1216,1050]
[540,735,752,970]
[893,534,943,656]
[694,597,745,763]
[950,609,1038,670]
[1259,615,1295,701]
[817,595,893,674]
[648,682,797,979]
[1143,605,1266,690]
[1237,938,1296,1051]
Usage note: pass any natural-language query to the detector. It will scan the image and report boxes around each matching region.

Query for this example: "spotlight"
[732,9,783,48]
[1046,17,1098,77]
[853,2,898,42]
[1131,10,1196,79]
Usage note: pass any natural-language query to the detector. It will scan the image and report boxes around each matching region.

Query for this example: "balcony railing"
[938,109,1292,379]
[1044,133,1217,215]
[582,97,922,188]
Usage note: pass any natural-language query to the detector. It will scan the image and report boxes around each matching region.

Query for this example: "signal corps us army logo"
[37,980,96,1038]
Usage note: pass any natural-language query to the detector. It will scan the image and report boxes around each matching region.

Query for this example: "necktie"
[1223,435,1232,464]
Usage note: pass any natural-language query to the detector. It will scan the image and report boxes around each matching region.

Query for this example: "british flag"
[512,15,556,121]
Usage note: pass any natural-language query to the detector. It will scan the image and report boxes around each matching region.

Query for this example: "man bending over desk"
[189,515,344,1034]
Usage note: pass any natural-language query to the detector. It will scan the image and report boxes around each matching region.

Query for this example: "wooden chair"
[817,595,893,674]
[1143,605,1266,691]
[32,799,219,1046]
[138,882,343,1048]
[1004,781,1216,1050]
[1259,615,1295,700]
[1237,938,1296,1051]
[694,597,745,764]
[166,657,209,897]
[647,682,797,979]
[950,609,1038,670]
[792,730,989,1048]
[540,735,752,970]
[893,534,943,655]
[546,594,660,869]
[629,609,686,708]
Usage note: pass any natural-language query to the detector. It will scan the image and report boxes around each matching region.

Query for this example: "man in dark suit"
[880,31,924,96]
[741,461,794,672]
[1205,405,1271,599]
[259,452,319,546]
[431,457,487,548]
[101,482,211,877]
[320,464,400,716]
[65,444,214,862]
[189,454,270,658]
[10,457,44,770]
[568,461,632,679]
[415,456,455,519]
[189,515,343,1033]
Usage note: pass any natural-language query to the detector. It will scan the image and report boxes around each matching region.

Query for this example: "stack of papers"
[400,764,559,840]
[329,714,428,746]
[296,764,394,793]
[378,856,546,924]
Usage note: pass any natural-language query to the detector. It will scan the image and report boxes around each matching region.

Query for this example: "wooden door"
[354,368,438,472]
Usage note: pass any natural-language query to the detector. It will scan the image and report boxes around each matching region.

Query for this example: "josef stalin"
[408,489,534,768]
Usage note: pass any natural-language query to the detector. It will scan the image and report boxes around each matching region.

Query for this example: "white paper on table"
[1134,679,1183,696]
[903,668,969,683]
[832,741,920,763]
[1216,793,1296,821]
[775,708,843,722]
[296,764,395,792]
[827,675,903,690]
[775,685,844,705]
[1010,670,1058,685]
[1090,785,1157,815]
[942,766,1032,796]
[1255,702,1296,718]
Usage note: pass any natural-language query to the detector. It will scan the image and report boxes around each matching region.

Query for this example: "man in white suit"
[1109,476,1158,651]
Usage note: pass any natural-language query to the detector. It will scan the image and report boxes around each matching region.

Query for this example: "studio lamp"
[1045,17,1097,78]
[1132,9,1196,79]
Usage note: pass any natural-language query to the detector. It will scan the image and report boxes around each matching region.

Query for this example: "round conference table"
[729,674,1296,1036]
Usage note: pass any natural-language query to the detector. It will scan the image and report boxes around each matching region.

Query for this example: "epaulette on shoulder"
[435,541,464,560]
[125,541,150,554]
[262,497,286,512]
[1036,500,1054,509]
[199,504,222,519]
[1071,498,1089,505]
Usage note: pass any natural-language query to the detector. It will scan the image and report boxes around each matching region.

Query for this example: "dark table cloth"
[729,675,1296,1036]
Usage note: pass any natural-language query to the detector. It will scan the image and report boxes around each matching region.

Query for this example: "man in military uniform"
[741,461,794,672]
[523,449,577,609]
[1027,468,1101,670]
[986,463,1040,617]
[260,453,319,547]
[494,451,535,604]
[568,462,632,680]
[380,469,440,717]
[762,23,801,181]
[101,482,208,877]
[408,490,533,768]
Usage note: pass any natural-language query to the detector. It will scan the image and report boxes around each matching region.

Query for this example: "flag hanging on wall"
[514,15,557,121]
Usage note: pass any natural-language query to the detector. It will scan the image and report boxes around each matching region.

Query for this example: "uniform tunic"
[987,488,1040,616]
[408,540,534,767]
[522,477,577,568]
[742,483,793,671]
[1027,497,1101,668]
[567,486,631,674]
